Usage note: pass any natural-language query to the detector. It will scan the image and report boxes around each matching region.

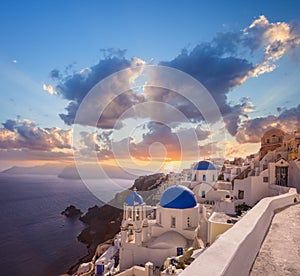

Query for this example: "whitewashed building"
[191,160,218,184]
[119,185,205,271]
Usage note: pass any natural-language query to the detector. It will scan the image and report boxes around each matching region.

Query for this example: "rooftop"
[209,212,239,224]
[125,190,145,206]
[194,160,217,171]
[160,185,197,209]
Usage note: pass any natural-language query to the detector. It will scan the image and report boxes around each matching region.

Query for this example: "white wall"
[214,201,235,215]
[118,263,154,276]
[206,190,231,202]
[180,188,299,276]
[268,184,290,196]
[234,177,251,205]
[268,162,276,185]
[224,172,231,182]
[289,160,300,192]
[120,243,178,270]
[152,206,199,240]
[217,181,232,191]
[250,170,269,206]
[234,170,269,207]
[193,170,217,183]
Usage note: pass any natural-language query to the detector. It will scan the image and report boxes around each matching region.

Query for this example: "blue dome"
[125,191,145,206]
[160,185,197,209]
[194,160,216,170]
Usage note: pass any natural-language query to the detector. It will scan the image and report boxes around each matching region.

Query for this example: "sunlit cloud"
[43,83,57,95]
[79,67,91,79]
[244,15,300,77]
[0,118,72,150]
[2,15,297,166]
[236,104,300,143]
[53,15,299,141]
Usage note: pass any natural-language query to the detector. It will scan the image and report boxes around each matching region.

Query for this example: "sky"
[0,0,300,171]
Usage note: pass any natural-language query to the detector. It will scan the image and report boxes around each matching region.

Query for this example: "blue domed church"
[119,185,205,270]
[192,160,218,183]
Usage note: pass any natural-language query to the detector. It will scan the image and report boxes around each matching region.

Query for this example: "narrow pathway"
[250,203,300,276]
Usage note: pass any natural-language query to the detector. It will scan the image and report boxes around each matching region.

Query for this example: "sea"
[0,173,133,276]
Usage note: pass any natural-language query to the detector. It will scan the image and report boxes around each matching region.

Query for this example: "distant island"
[1,163,152,180]
[1,163,64,175]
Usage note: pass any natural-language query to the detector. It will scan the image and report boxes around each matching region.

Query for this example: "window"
[201,190,206,198]
[212,174,215,181]
[263,177,269,183]
[238,190,244,199]
[171,216,176,228]
[202,174,206,181]
[266,138,270,144]
[159,212,162,224]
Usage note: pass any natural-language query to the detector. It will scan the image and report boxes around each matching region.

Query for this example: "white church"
[119,185,206,270]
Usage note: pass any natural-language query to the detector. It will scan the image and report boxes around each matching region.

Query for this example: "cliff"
[67,172,166,274]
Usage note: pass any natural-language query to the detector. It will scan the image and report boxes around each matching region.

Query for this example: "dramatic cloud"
[236,104,300,143]
[198,142,222,158]
[159,16,300,135]
[50,69,61,80]
[97,90,145,129]
[53,39,256,133]
[0,119,71,151]
[195,125,211,140]
[80,131,101,152]
[79,122,211,162]
[55,56,146,128]
[59,101,78,126]
[50,16,299,159]
[56,57,130,102]
[130,122,181,161]
[158,40,256,135]
[243,15,300,78]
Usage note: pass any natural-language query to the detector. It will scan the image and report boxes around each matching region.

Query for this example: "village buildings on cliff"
[73,128,300,276]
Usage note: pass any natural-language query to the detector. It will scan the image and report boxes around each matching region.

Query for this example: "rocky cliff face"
[68,172,166,274]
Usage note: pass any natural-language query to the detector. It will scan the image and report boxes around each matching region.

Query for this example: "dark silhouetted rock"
[61,205,83,218]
